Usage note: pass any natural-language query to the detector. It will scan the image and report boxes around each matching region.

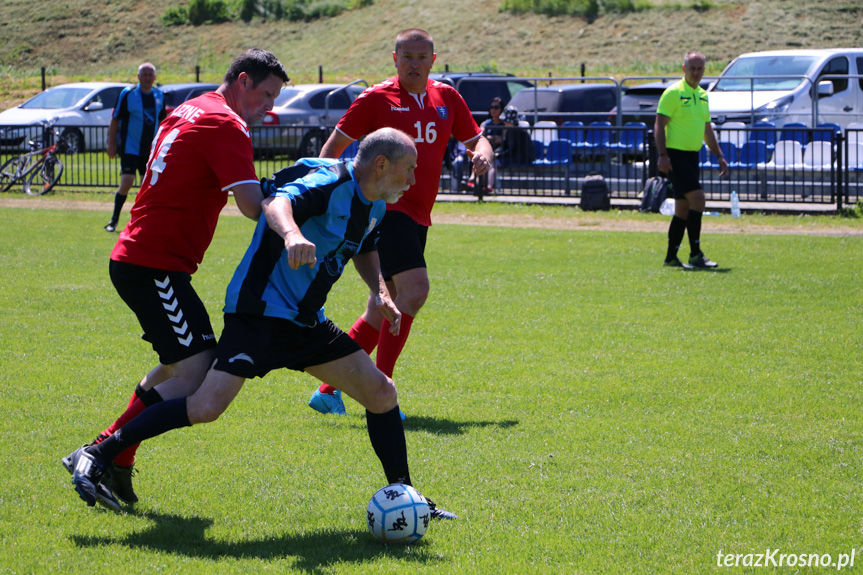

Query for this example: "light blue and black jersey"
[224,159,386,327]
[113,85,166,156]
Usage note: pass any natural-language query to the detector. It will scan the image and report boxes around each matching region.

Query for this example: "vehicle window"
[564,88,616,112]
[456,82,495,110]
[308,90,328,110]
[819,56,849,93]
[21,87,93,110]
[506,81,531,99]
[274,88,301,107]
[324,90,352,110]
[509,89,561,112]
[92,87,123,109]
[713,55,820,91]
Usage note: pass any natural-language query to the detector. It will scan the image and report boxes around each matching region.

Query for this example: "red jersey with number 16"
[111,91,258,274]
[335,77,481,226]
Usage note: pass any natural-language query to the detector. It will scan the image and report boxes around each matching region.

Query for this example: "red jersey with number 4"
[335,77,481,226]
[111,92,258,274]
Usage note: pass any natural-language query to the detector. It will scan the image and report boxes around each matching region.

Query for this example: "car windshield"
[713,55,820,91]
[21,87,93,109]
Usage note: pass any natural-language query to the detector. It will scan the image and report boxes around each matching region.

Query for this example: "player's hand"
[718,157,729,178]
[106,141,117,160]
[657,154,672,174]
[375,292,401,336]
[467,149,492,176]
[284,231,316,269]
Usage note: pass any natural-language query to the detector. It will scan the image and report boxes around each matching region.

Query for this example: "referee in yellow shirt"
[655,50,728,268]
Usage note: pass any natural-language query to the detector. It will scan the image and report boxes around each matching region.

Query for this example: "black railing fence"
[2,124,861,209]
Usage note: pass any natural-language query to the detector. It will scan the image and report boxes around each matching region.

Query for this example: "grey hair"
[138,62,156,74]
[683,50,706,67]
[353,128,414,168]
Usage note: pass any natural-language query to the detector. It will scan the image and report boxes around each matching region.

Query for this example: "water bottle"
[730,190,741,218]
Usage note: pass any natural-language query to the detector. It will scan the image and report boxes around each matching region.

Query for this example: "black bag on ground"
[580,172,611,211]
[639,176,670,213]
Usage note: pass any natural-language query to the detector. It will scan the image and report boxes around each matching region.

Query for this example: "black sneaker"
[104,463,138,504]
[664,257,693,269]
[69,447,120,511]
[425,497,458,520]
[104,222,116,232]
[689,253,718,268]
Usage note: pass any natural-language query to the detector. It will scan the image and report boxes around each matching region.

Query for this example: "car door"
[83,87,125,148]
[815,56,853,127]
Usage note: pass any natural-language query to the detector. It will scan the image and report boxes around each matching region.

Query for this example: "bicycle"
[0,119,65,195]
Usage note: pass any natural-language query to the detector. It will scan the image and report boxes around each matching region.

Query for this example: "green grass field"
[0,206,861,574]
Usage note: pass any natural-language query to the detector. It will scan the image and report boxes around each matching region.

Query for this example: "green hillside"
[1,0,861,108]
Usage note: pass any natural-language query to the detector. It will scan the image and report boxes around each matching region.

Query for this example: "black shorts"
[667,149,702,199]
[109,259,217,365]
[213,313,361,378]
[120,154,148,177]
[377,210,428,281]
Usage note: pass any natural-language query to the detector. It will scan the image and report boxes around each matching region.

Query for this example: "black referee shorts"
[666,148,703,199]
[377,210,428,281]
[213,313,361,378]
[109,259,217,365]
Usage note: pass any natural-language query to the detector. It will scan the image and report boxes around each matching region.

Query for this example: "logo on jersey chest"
[436,106,449,120]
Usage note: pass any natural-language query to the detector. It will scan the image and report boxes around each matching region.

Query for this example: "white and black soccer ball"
[366,483,431,544]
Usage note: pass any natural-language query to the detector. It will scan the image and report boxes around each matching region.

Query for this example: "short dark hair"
[224,49,289,87]
[394,28,434,54]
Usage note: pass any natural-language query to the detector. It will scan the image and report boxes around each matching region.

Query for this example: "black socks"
[366,406,412,486]
[89,398,191,463]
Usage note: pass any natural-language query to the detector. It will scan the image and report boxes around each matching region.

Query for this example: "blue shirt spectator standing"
[105,62,166,232]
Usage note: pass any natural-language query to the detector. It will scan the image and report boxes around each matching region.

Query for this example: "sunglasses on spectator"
[489,105,501,109]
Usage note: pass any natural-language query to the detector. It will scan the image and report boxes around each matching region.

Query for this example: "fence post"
[318,66,323,84]
[41,67,46,91]
[580,63,585,83]
[836,132,843,211]
[195,65,200,83]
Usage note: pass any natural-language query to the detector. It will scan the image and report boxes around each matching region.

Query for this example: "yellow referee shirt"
[656,78,711,152]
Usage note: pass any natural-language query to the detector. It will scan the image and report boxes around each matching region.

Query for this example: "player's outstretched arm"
[262,195,316,269]
[353,250,400,335]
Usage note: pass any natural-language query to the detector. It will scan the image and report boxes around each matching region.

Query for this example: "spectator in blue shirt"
[105,63,166,232]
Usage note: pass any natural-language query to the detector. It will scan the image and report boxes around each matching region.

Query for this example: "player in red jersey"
[62,49,288,509]
[308,28,494,417]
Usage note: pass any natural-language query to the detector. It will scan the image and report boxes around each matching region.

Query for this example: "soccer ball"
[366,483,431,544]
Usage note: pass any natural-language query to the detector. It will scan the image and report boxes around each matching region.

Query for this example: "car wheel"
[296,128,327,159]
[59,128,84,154]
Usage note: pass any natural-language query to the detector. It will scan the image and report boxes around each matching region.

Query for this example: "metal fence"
[2,123,861,210]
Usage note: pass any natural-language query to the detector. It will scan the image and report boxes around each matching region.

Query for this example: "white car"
[252,81,367,157]
[0,82,132,153]
[708,49,863,130]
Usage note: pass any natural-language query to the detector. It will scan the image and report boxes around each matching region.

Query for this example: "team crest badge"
[436,106,449,119]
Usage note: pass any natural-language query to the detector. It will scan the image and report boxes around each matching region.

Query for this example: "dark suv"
[507,83,619,125]
[429,72,533,123]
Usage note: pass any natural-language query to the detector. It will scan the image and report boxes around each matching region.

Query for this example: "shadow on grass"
[71,509,435,571]
[404,416,519,435]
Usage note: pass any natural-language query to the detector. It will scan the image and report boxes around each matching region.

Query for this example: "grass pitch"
[0,206,860,574]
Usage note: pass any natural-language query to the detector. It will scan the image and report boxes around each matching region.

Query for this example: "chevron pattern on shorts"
[155,276,193,347]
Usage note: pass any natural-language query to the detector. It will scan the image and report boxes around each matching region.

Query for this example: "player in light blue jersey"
[69,127,458,519]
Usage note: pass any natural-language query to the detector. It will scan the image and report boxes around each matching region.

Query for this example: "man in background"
[104,62,166,232]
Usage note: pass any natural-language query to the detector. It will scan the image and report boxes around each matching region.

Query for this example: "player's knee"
[187,396,227,424]
[365,375,399,414]
[399,283,429,314]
